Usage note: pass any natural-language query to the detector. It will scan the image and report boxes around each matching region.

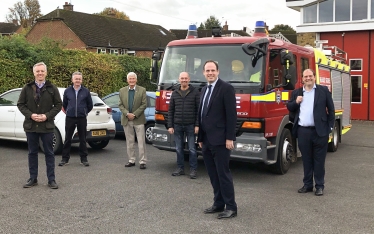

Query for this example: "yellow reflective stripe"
[281,91,289,101]
[156,91,160,97]
[251,92,275,101]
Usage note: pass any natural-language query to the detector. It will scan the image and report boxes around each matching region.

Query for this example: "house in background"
[26,2,178,57]
[287,0,374,120]
[0,22,22,36]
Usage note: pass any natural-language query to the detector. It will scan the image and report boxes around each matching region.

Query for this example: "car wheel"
[39,128,63,155]
[145,123,154,144]
[88,140,109,149]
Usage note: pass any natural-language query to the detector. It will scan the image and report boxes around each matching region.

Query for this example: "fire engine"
[150,21,352,174]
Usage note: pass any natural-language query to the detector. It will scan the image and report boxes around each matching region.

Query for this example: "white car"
[0,88,116,154]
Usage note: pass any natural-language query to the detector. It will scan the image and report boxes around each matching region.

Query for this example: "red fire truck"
[150,21,352,174]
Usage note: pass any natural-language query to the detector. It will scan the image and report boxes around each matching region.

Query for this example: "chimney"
[223,21,228,31]
[63,2,74,11]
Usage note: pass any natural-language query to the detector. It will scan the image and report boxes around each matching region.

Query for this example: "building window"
[372,0,374,18]
[110,49,118,55]
[351,76,362,103]
[319,0,334,23]
[97,48,106,54]
[335,0,351,22]
[350,59,363,71]
[352,0,368,21]
[126,51,135,56]
[303,4,317,23]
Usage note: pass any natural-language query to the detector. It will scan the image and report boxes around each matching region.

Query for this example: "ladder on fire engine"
[315,40,347,64]
[269,32,291,43]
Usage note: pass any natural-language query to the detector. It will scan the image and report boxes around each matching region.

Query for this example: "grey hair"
[127,72,137,79]
[33,62,47,72]
[72,71,83,78]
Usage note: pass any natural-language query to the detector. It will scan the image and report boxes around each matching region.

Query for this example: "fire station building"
[287,0,374,120]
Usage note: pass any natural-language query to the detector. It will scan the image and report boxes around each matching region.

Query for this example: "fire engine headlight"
[152,133,168,142]
[235,143,262,152]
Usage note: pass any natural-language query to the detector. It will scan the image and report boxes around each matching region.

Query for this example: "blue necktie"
[202,85,212,118]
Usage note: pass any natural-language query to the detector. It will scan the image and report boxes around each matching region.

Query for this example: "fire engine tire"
[39,128,63,155]
[328,121,339,152]
[271,128,293,175]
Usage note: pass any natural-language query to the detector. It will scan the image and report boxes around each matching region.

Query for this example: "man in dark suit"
[287,69,335,196]
[198,60,237,219]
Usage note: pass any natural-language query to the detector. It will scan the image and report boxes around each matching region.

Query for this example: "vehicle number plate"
[92,130,106,136]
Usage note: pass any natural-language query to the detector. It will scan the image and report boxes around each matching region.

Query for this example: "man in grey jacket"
[168,72,200,179]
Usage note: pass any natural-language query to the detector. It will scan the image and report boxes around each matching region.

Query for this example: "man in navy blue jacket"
[59,71,93,167]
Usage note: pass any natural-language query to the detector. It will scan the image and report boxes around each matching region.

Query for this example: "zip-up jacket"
[167,85,200,128]
[63,85,93,118]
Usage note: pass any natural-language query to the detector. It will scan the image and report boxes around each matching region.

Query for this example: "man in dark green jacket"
[17,62,62,189]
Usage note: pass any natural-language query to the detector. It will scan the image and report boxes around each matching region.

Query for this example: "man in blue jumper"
[59,71,93,167]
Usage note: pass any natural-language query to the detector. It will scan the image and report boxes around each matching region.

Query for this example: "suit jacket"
[287,84,335,138]
[197,78,237,145]
[118,85,147,126]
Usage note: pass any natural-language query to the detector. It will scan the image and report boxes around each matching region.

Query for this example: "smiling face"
[33,64,47,83]
[127,74,137,88]
[71,74,83,88]
[203,62,219,84]
[178,72,190,90]
[302,69,316,87]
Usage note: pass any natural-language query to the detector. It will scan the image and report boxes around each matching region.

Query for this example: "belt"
[299,125,315,129]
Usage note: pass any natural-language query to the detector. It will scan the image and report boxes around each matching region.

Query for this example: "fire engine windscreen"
[159,45,264,85]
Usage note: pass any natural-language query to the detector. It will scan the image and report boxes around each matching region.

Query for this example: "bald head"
[179,72,190,90]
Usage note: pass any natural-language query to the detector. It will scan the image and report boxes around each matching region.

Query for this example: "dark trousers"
[202,136,237,211]
[297,126,329,190]
[26,132,55,181]
[61,117,88,162]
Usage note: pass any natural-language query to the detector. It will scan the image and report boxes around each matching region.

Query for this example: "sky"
[0,0,301,31]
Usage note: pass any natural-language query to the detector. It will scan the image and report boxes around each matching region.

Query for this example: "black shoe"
[171,168,185,176]
[204,206,225,214]
[125,162,135,167]
[140,164,146,169]
[48,180,58,189]
[217,210,237,219]
[298,186,313,193]
[81,161,90,167]
[315,188,324,196]
[23,178,38,188]
[58,160,69,166]
[189,169,197,179]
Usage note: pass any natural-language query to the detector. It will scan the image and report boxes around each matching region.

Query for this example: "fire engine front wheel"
[271,128,293,175]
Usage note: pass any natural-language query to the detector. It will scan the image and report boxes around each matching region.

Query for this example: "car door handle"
[8,109,15,112]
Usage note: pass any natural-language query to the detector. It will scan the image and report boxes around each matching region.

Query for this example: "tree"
[270,24,296,32]
[197,22,205,30]
[94,7,130,20]
[200,15,221,30]
[6,0,42,28]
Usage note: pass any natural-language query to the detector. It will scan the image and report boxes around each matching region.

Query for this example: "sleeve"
[325,86,335,130]
[62,89,68,112]
[224,84,237,140]
[118,89,129,116]
[194,90,200,127]
[287,89,299,112]
[86,89,93,113]
[45,86,62,120]
[167,92,175,128]
[17,86,33,119]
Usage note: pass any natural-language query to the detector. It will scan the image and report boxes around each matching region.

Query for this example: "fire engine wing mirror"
[242,38,269,56]
[280,50,294,65]
[150,50,164,83]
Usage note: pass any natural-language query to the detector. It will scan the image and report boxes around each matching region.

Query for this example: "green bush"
[0,35,156,97]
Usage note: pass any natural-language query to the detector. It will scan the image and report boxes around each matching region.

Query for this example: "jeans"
[174,124,197,170]
[26,132,55,181]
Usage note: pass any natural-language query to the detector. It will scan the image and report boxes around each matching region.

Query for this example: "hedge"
[0,35,156,97]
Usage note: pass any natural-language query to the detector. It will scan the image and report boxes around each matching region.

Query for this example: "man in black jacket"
[167,72,200,179]
[59,71,93,167]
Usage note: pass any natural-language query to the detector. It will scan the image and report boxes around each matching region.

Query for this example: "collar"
[303,84,316,92]
[35,81,46,88]
[128,85,136,90]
